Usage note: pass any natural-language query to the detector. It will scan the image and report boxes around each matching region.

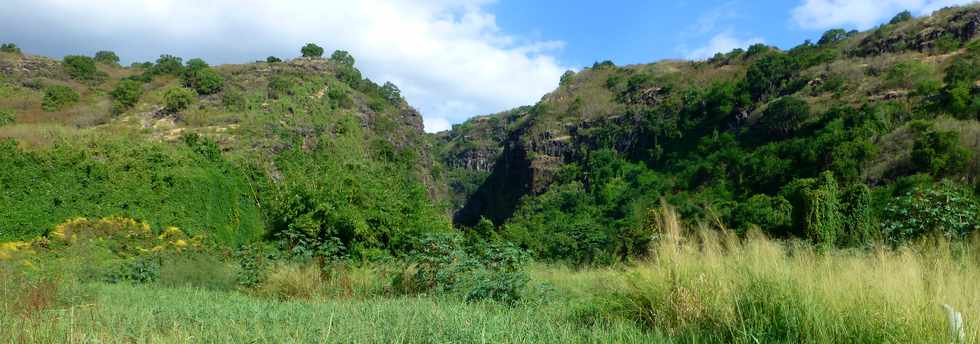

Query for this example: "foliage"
[267,75,294,99]
[0,43,21,54]
[330,50,355,66]
[301,43,324,58]
[266,56,282,63]
[41,85,80,111]
[911,127,972,176]
[745,52,799,100]
[758,96,810,138]
[94,50,120,65]
[818,28,849,46]
[401,233,530,303]
[0,137,263,244]
[163,87,196,113]
[840,183,875,246]
[151,54,184,75]
[380,81,401,105]
[781,172,843,246]
[110,79,144,112]
[882,181,980,242]
[63,55,104,81]
[0,109,14,126]
[889,10,913,25]
[184,67,224,95]
[730,194,792,234]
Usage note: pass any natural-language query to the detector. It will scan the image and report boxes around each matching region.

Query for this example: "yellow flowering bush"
[0,241,32,260]
[50,217,152,243]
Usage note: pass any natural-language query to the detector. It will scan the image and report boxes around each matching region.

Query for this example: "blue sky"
[0,0,975,132]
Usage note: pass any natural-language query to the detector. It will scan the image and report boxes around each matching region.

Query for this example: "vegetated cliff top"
[436,4,980,226]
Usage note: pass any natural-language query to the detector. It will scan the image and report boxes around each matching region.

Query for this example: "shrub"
[911,128,972,176]
[818,29,848,46]
[184,67,224,95]
[62,55,101,81]
[267,76,293,99]
[158,253,237,291]
[327,87,353,109]
[163,87,196,113]
[400,234,530,303]
[380,81,401,105]
[41,85,80,111]
[301,43,324,58]
[0,43,21,54]
[93,50,120,65]
[840,184,875,246]
[0,109,14,126]
[882,182,980,242]
[222,90,247,111]
[330,50,355,66]
[151,54,184,75]
[782,172,843,246]
[256,263,322,300]
[730,194,792,235]
[745,52,798,100]
[758,96,810,138]
[110,79,143,112]
[266,56,282,63]
[889,10,913,25]
[883,60,932,89]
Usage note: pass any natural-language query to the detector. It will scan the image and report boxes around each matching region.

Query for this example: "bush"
[745,52,798,100]
[400,234,530,303]
[882,182,980,242]
[110,79,143,113]
[185,68,224,95]
[267,76,293,99]
[222,90,247,111]
[818,29,848,46]
[911,128,972,176]
[782,172,843,246]
[94,51,120,65]
[0,109,14,126]
[840,184,875,246]
[41,85,80,111]
[758,96,810,138]
[889,10,913,25]
[330,50,355,66]
[151,54,184,75]
[883,60,932,89]
[62,55,102,81]
[0,43,21,54]
[266,56,282,63]
[158,253,237,291]
[301,43,324,58]
[163,87,196,113]
[380,81,401,105]
[730,194,792,235]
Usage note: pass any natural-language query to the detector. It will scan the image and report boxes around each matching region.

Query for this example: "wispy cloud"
[791,0,977,30]
[0,0,570,133]
[684,31,765,60]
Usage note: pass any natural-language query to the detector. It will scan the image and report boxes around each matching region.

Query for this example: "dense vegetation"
[1,5,980,343]
[439,5,980,265]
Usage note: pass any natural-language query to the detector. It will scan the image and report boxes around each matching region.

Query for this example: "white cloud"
[792,0,978,30]
[684,31,764,60]
[423,117,452,133]
[0,0,568,127]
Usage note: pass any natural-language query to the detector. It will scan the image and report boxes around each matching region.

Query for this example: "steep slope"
[0,49,448,250]
[440,4,980,262]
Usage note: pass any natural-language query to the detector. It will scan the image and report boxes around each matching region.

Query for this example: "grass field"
[1,207,977,343]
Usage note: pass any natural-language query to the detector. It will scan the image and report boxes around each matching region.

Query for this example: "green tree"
[380,82,402,105]
[1,43,22,54]
[301,43,324,58]
[841,184,875,246]
[41,85,80,111]
[63,55,101,81]
[911,128,972,176]
[152,54,184,75]
[94,51,120,65]
[163,87,197,113]
[889,10,913,25]
[110,79,144,112]
[329,50,355,66]
[745,52,798,100]
[759,96,810,138]
[266,56,282,63]
[818,29,848,45]
[187,68,224,95]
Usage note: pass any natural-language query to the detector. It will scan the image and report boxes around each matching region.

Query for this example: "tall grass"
[570,204,979,343]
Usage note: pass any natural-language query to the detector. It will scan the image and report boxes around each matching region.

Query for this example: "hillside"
[0,46,448,250]
[436,5,980,263]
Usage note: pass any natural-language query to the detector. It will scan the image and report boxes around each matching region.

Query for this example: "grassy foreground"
[2,208,977,343]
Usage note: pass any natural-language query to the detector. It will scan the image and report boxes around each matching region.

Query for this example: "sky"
[0,0,975,132]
